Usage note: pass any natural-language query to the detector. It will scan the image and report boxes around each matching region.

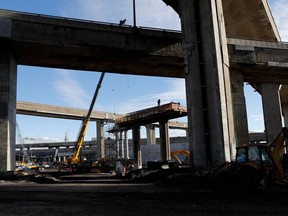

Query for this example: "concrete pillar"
[96,120,105,159]
[261,84,282,143]
[230,70,249,146]
[124,130,129,159]
[132,125,142,169]
[145,124,156,145]
[179,0,235,169]
[0,44,17,171]
[159,120,170,161]
[280,85,288,128]
[118,131,124,158]
[282,104,288,127]
[115,131,119,158]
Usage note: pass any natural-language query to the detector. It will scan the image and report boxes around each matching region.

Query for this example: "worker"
[157,99,161,106]
[119,19,126,26]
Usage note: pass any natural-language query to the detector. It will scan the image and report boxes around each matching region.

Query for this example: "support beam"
[261,84,283,143]
[145,124,156,145]
[230,70,249,146]
[159,120,171,161]
[132,125,142,169]
[119,131,124,158]
[179,0,235,169]
[124,130,129,159]
[96,120,105,159]
[282,104,288,128]
[0,44,17,171]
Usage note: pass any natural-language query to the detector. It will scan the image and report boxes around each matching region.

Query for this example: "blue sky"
[0,0,287,143]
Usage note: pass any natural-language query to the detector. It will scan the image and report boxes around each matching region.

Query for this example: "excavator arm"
[171,150,190,165]
[266,127,288,180]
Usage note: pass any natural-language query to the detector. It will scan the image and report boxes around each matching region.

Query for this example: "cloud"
[251,114,263,122]
[115,78,186,113]
[62,0,180,30]
[269,0,288,41]
[52,69,90,108]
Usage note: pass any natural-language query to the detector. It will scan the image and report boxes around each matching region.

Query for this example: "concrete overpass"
[16,100,188,130]
[16,101,189,164]
[1,0,288,171]
[0,9,287,82]
[0,9,184,78]
[16,101,123,122]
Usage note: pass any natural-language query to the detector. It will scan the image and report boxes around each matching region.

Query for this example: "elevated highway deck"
[1,9,288,83]
[16,101,188,129]
[115,102,187,129]
[16,101,123,122]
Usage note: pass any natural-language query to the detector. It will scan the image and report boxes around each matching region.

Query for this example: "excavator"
[214,127,288,189]
[62,72,105,173]
[171,149,190,167]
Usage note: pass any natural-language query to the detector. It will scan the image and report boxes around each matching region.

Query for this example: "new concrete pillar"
[145,124,156,145]
[179,0,235,169]
[0,44,17,171]
[230,70,249,146]
[159,120,171,161]
[96,120,105,159]
[118,130,124,158]
[124,130,129,159]
[115,131,120,158]
[261,84,282,143]
[132,125,142,169]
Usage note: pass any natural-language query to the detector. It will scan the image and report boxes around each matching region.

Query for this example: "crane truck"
[63,72,105,173]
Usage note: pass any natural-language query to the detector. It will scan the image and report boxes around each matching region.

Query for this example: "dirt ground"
[1,172,288,216]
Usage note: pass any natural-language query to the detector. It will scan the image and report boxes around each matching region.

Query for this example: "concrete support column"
[280,85,288,128]
[132,125,142,169]
[96,120,105,159]
[179,0,234,169]
[0,45,17,171]
[159,120,170,161]
[145,124,156,145]
[53,147,59,162]
[118,131,124,158]
[261,84,282,143]
[282,104,288,127]
[124,130,129,159]
[230,70,249,146]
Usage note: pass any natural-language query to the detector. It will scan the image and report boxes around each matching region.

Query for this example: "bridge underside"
[164,0,280,41]
[11,40,185,78]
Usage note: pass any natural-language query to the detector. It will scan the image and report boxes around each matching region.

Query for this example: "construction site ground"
[1,170,288,216]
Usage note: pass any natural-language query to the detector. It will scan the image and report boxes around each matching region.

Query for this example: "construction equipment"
[64,72,105,172]
[171,149,190,166]
[214,127,288,189]
[16,122,30,165]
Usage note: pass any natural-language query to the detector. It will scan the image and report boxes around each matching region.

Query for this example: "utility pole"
[133,0,136,27]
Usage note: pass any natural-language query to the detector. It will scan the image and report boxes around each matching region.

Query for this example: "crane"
[65,72,105,172]
[16,122,30,164]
